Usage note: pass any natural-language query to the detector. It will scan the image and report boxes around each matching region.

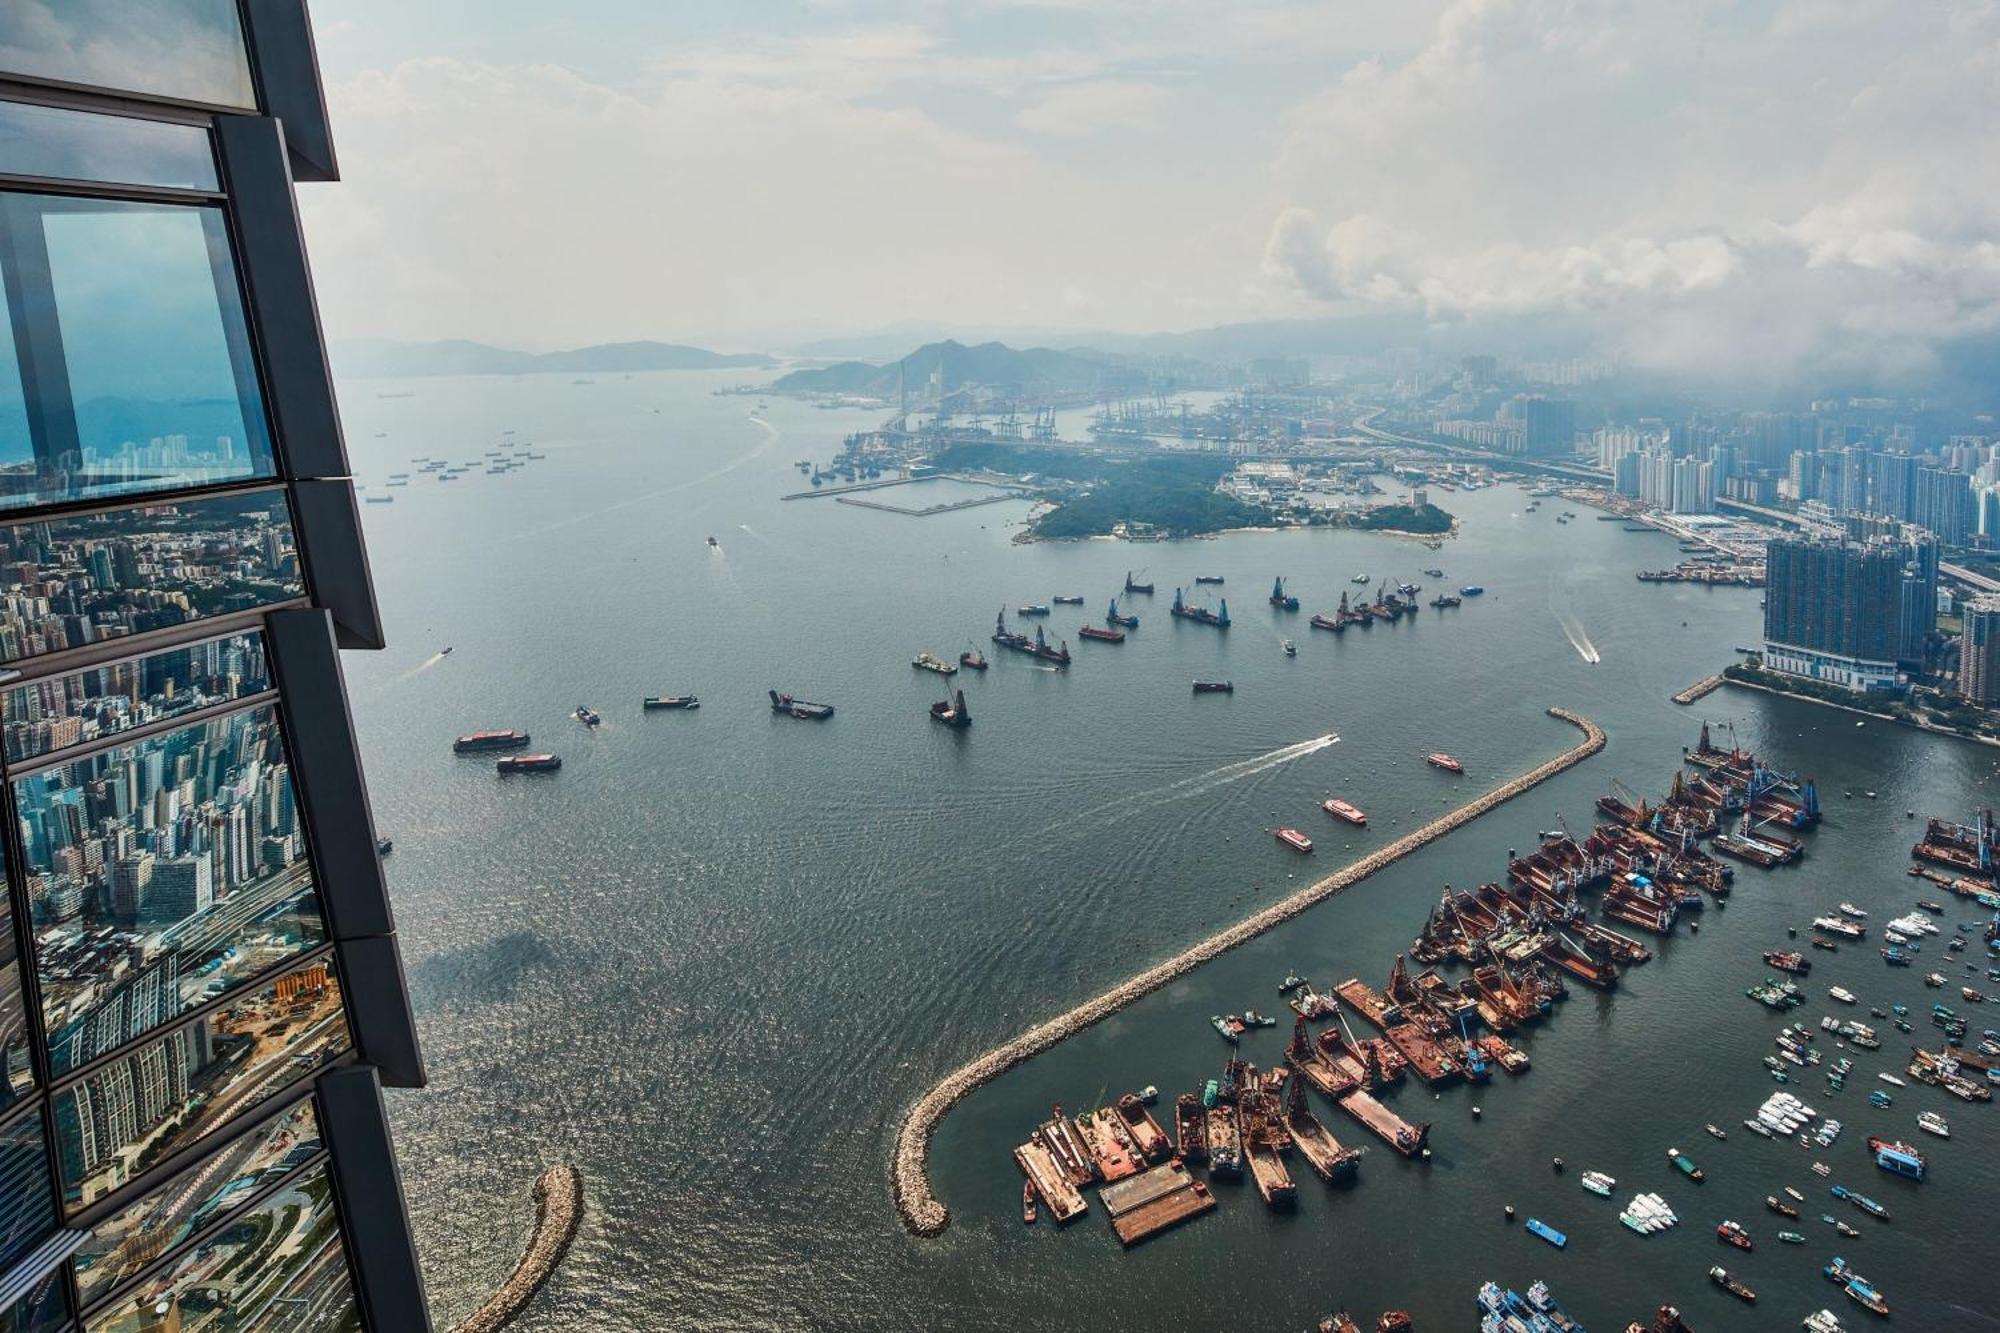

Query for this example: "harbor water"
[338,369,2000,1331]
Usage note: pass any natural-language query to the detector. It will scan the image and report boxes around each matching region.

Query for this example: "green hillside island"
[772,339,1148,398]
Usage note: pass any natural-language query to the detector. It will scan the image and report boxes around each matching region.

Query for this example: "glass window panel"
[0,1268,68,1333]
[73,1098,319,1308]
[0,102,216,191]
[83,1159,358,1333]
[0,490,303,666]
[0,941,31,1106]
[4,195,274,510]
[52,956,348,1209]
[21,703,327,1076]
[0,299,27,494]
[0,1112,54,1273]
[2,630,271,766]
[0,2,255,111]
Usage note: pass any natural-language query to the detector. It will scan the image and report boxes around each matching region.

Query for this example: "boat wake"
[1555,610,1601,663]
[500,416,781,544]
[398,650,453,680]
[1042,733,1339,833]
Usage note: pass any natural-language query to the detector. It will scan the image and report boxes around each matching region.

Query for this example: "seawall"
[892,708,1607,1236]
[449,1164,585,1333]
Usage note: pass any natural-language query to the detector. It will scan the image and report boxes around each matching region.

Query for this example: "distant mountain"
[771,339,1146,397]
[332,338,774,379]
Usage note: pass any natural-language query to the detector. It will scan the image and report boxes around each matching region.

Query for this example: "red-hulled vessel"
[1078,624,1125,643]
[1427,752,1465,773]
[1322,798,1368,826]
[496,753,561,774]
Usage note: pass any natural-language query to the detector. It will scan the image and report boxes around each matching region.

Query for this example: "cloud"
[1261,0,2000,377]
[1014,80,1169,135]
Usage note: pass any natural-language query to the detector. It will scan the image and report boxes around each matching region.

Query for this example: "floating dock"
[1102,1160,1216,1245]
[1014,1143,1087,1224]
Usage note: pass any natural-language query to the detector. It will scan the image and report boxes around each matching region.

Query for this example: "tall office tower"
[0,7,430,1330]
[1762,537,1905,691]
[1964,596,2000,705]
[1913,467,1975,547]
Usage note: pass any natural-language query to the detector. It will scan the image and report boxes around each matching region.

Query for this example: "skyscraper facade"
[1761,537,1905,691]
[1964,596,2000,706]
[1913,467,1975,547]
[0,7,429,1331]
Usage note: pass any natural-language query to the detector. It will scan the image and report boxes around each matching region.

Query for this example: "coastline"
[1722,677,2000,751]
[891,707,1606,1237]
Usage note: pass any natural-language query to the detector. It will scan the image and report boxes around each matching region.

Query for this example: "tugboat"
[1764,949,1811,974]
[1322,798,1368,826]
[1275,828,1314,854]
[1429,593,1462,609]
[929,689,971,729]
[1022,1180,1036,1225]
[769,690,835,719]
[1269,576,1300,611]
[1209,1014,1241,1045]
[1709,1267,1756,1303]
[572,705,601,727]
[1426,752,1465,773]
[496,753,561,774]
[643,695,700,709]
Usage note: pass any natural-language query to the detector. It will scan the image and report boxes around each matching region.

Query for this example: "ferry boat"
[1123,572,1154,594]
[1716,1220,1753,1250]
[929,690,971,729]
[1427,752,1465,773]
[1077,625,1125,643]
[1106,598,1140,628]
[1460,584,1486,596]
[912,652,958,675]
[1865,1137,1925,1180]
[573,705,601,727]
[1275,827,1314,854]
[1918,1110,1950,1138]
[496,753,561,774]
[1322,798,1368,826]
[958,650,988,670]
[769,690,835,719]
[643,695,699,709]
[454,728,530,752]
[1667,1147,1705,1181]
[1192,680,1234,693]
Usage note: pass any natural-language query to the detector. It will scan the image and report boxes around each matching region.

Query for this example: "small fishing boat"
[1580,1171,1615,1197]
[1667,1147,1705,1182]
[1705,1123,1727,1140]
[1022,1180,1036,1224]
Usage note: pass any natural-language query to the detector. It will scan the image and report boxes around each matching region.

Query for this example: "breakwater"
[449,1165,584,1333]
[892,707,1607,1236]
[1671,672,1725,705]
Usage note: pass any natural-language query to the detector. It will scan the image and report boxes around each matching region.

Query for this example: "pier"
[1671,673,1726,705]
[449,1165,584,1333]
[892,708,1606,1236]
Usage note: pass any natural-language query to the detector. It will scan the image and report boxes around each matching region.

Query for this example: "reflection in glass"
[0,1269,68,1333]
[21,703,327,1075]
[0,101,216,191]
[0,942,31,1106]
[0,490,302,666]
[73,1099,320,1308]
[84,1160,359,1333]
[0,1111,54,1271]
[2,630,270,765]
[53,956,348,1208]
[0,194,275,510]
[0,1,255,110]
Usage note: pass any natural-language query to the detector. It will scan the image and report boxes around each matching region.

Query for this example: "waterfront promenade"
[892,708,1607,1236]
[449,1165,584,1333]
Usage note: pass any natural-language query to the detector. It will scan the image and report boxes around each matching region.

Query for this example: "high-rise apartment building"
[1964,596,2000,706]
[1761,537,1905,691]
[0,6,430,1331]
[1913,467,1974,547]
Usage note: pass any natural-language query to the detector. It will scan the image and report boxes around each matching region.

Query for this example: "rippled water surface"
[337,370,2000,1331]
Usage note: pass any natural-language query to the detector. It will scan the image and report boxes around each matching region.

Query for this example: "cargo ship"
[1124,571,1154,594]
[1192,680,1234,693]
[930,689,971,729]
[643,695,699,709]
[454,729,530,753]
[769,690,835,719]
[1322,798,1368,826]
[1269,576,1300,611]
[1275,827,1314,853]
[1106,598,1140,628]
[496,753,561,774]
[912,652,958,675]
[1078,624,1125,643]
[992,611,1071,665]
[1427,752,1465,773]
[1170,588,1230,627]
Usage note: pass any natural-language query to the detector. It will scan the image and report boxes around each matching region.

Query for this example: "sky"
[298,0,2000,378]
